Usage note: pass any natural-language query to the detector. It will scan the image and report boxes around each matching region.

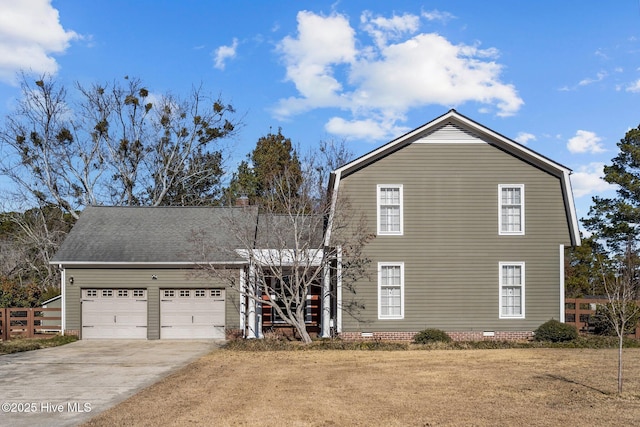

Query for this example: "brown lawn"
[83,348,640,426]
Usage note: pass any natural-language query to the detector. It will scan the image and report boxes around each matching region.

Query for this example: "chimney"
[236,195,249,207]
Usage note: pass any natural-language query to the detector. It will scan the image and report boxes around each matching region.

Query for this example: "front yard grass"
[83,346,640,426]
[0,334,78,354]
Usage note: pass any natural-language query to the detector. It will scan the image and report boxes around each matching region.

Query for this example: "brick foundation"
[64,330,80,337]
[339,330,534,342]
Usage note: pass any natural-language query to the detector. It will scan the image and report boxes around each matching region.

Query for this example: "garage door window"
[102,289,113,297]
[179,290,190,297]
[195,290,206,297]
[133,290,145,297]
[118,290,129,297]
[86,289,97,297]
[211,289,221,297]
[163,290,175,298]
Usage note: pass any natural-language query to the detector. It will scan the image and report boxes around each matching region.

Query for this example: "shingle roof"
[255,213,325,249]
[51,206,259,264]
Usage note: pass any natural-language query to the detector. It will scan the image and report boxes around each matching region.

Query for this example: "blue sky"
[1,1,640,228]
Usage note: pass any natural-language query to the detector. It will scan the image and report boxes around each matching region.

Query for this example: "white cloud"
[626,79,640,93]
[567,130,605,154]
[422,10,456,23]
[325,115,410,140]
[515,132,536,145]
[578,71,607,86]
[571,163,615,198]
[213,38,239,70]
[361,11,420,48]
[0,0,79,84]
[274,10,523,141]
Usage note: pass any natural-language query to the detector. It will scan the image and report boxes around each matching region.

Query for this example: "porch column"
[320,260,331,338]
[239,268,246,337]
[246,261,257,339]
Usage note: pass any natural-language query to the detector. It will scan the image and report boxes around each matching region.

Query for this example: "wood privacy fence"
[0,307,62,341]
[564,298,640,339]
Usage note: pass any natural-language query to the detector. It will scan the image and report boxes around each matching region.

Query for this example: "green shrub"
[413,328,452,344]
[533,319,578,342]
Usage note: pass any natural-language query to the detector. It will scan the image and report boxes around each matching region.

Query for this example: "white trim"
[50,261,248,266]
[498,184,525,236]
[336,246,343,333]
[60,266,66,335]
[235,248,324,266]
[499,262,525,319]
[560,244,565,323]
[562,173,581,246]
[377,184,403,236]
[378,262,404,320]
[41,295,61,306]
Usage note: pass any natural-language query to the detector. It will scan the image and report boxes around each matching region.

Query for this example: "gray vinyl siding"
[338,141,572,333]
[64,267,240,339]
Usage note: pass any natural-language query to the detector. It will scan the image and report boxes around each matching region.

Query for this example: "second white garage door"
[160,289,225,339]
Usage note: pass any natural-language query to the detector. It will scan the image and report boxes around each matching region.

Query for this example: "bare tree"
[0,74,239,216]
[196,145,372,343]
[597,242,640,393]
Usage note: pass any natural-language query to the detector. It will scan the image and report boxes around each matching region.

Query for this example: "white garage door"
[160,289,225,339]
[81,289,148,339]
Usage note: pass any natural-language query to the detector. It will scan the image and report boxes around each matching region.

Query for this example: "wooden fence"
[564,298,640,339]
[0,307,62,341]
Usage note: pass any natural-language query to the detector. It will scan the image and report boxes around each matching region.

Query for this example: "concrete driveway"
[0,339,221,427]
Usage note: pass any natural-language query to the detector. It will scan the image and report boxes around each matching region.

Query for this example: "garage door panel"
[161,289,225,339]
[82,289,147,339]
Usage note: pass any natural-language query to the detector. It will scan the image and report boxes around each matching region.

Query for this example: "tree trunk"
[291,313,312,344]
[618,333,623,394]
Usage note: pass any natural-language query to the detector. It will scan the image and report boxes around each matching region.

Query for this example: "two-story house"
[52,110,579,341]
[326,110,580,340]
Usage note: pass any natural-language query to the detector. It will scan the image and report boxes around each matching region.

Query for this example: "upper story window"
[377,184,403,235]
[499,184,524,235]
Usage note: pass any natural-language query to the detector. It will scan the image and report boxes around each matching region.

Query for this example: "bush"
[533,319,578,342]
[413,328,452,344]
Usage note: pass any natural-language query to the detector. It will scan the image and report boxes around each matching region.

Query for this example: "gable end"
[416,122,484,143]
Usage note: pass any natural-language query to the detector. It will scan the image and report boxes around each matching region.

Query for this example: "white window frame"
[378,262,404,319]
[499,262,525,319]
[498,184,525,235]
[377,184,403,236]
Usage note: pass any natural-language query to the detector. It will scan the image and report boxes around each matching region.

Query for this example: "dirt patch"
[83,348,640,426]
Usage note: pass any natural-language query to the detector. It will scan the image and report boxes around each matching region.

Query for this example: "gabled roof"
[327,110,580,246]
[51,205,259,266]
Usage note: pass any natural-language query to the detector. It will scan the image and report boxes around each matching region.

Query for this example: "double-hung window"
[499,184,524,235]
[499,262,525,319]
[378,263,404,319]
[377,185,403,235]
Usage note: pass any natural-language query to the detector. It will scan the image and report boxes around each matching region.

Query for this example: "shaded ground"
[83,348,640,426]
